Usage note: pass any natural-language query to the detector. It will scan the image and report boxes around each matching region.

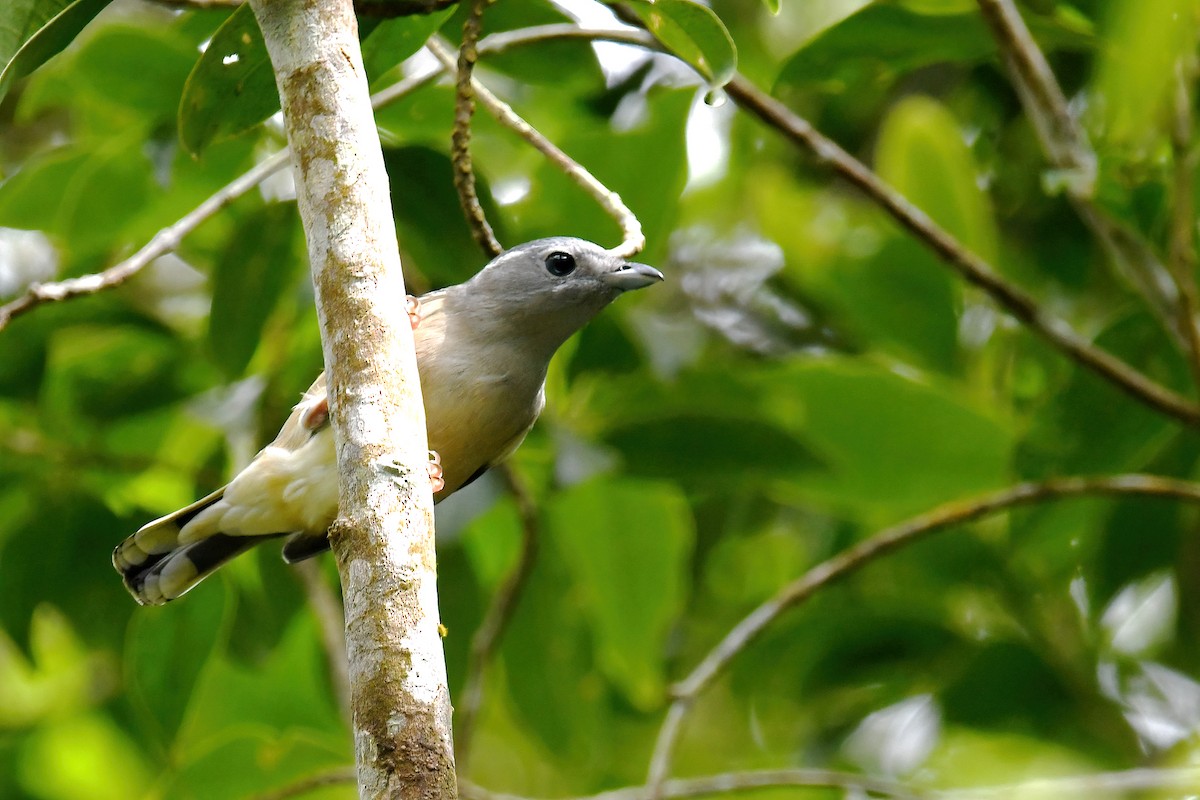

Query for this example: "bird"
[112,237,664,605]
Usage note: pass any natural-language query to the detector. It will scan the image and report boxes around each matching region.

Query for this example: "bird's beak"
[603,262,665,291]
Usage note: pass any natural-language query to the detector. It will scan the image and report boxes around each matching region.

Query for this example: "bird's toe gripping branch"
[427,450,445,493]
[406,295,422,330]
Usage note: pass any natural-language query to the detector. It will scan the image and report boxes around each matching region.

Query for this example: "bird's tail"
[113,489,262,605]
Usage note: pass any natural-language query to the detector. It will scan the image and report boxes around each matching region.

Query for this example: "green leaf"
[0,146,90,233]
[125,588,227,748]
[785,359,1014,523]
[361,7,453,81]
[178,4,277,156]
[627,0,737,88]
[875,95,999,263]
[56,138,157,254]
[0,0,113,106]
[71,24,195,118]
[0,494,134,653]
[208,203,302,377]
[778,2,1090,92]
[547,478,693,709]
[761,0,781,15]
[1093,0,1196,143]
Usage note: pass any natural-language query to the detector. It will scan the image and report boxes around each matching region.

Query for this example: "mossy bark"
[248,0,456,796]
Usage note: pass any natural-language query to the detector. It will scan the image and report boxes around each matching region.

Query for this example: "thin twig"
[461,769,923,800]
[426,37,645,259]
[1169,57,1200,390]
[293,560,352,725]
[974,0,1184,347]
[150,0,245,7]
[462,765,1200,800]
[452,0,503,257]
[645,474,1200,790]
[945,766,1200,798]
[0,150,289,332]
[251,767,357,800]
[723,74,1200,427]
[456,463,541,768]
[0,65,446,333]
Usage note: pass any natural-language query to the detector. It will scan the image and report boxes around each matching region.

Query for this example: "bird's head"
[465,237,664,351]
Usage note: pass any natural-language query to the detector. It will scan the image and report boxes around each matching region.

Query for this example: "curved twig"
[452,0,503,257]
[0,65,446,333]
[974,0,1187,350]
[427,37,645,258]
[646,474,1200,789]
[455,463,541,767]
[722,74,1200,427]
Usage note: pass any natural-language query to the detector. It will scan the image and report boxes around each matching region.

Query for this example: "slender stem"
[974,0,1184,346]
[723,74,1200,427]
[462,765,1200,800]
[646,475,1200,791]
[427,37,645,258]
[0,150,289,331]
[461,769,924,800]
[293,560,352,725]
[456,464,541,768]
[452,0,503,258]
[0,65,445,334]
[1169,57,1200,390]
[251,767,357,800]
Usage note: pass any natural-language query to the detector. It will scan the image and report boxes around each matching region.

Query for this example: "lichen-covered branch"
[451,0,503,257]
[646,474,1200,790]
[248,0,455,796]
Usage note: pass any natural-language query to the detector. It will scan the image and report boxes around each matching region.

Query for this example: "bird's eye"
[545,251,576,277]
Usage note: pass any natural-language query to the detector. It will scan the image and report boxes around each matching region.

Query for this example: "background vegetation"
[3,0,1200,797]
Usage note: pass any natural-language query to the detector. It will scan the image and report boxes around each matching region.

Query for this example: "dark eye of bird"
[545,251,576,277]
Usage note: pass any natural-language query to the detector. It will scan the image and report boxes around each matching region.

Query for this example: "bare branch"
[250,0,454,795]
[646,474,1200,789]
[452,0,503,257]
[0,63,445,334]
[426,37,645,258]
[463,765,1200,800]
[0,150,289,332]
[251,767,357,800]
[723,74,1200,427]
[974,0,1185,347]
[293,560,352,725]
[1169,57,1200,389]
[456,463,541,768]
[461,769,923,800]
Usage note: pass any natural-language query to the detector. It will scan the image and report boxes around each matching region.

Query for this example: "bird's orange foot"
[406,295,422,330]
[427,450,445,493]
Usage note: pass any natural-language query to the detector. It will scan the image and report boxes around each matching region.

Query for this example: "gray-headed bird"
[113,237,663,605]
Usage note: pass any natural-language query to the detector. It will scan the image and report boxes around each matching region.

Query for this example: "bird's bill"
[603,262,665,291]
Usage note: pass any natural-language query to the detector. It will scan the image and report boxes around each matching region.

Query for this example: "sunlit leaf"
[875,95,999,263]
[627,0,737,88]
[0,0,113,106]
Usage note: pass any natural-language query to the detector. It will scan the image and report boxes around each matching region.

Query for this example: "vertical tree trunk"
[248,0,457,796]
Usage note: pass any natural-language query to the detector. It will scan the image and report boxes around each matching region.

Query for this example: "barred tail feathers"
[113,489,261,605]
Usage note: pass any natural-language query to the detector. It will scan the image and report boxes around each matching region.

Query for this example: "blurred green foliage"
[2,0,1200,798]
